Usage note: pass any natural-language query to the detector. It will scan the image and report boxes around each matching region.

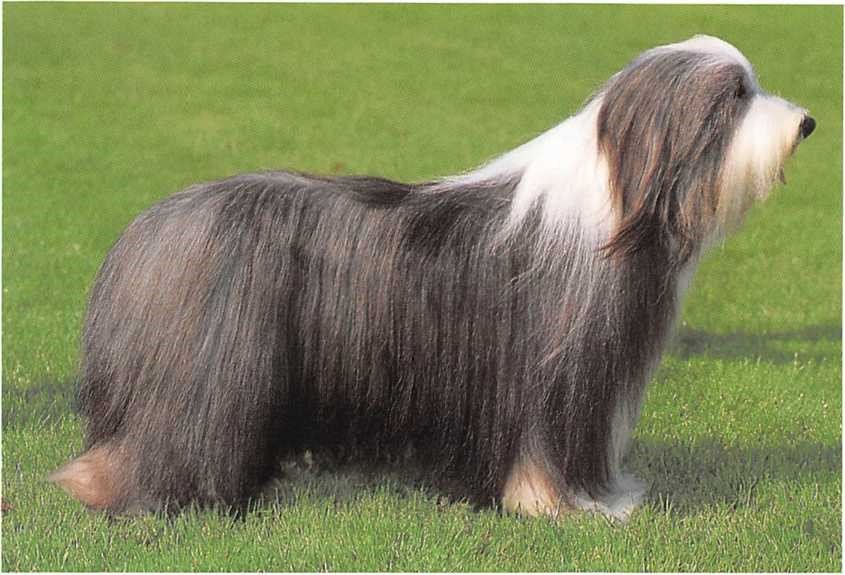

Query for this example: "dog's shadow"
[670,323,840,364]
[18,324,842,518]
[257,324,841,516]
[628,322,841,514]
[625,439,840,515]
[255,454,457,513]
[255,437,840,518]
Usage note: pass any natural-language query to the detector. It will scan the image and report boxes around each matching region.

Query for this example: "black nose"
[800,115,816,139]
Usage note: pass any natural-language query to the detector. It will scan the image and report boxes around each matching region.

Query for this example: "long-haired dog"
[51,35,814,520]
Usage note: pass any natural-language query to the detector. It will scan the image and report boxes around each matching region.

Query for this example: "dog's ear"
[596,53,751,263]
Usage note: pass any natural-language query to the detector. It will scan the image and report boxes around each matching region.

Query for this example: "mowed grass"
[3,3,841,572]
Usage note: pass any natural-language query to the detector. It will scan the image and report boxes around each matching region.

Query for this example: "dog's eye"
[734,82,747,100]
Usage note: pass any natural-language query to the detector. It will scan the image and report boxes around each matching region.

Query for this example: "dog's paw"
[573,473,648,522]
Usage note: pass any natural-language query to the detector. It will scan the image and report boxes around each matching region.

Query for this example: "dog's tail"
[48,443,131,511]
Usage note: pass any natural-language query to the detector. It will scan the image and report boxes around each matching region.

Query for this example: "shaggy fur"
[50,35,814,520]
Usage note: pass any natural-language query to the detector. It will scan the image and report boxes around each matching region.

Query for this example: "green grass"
[3,3,841,571]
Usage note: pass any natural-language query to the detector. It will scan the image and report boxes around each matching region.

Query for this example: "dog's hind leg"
[49,443,134,512]
[51,184,299,513]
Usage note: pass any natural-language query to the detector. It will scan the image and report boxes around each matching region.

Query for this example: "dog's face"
[596,35,813,260]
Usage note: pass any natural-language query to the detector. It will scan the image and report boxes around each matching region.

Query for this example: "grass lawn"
[3,3,841,572]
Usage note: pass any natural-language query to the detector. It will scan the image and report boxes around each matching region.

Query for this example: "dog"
[50,35,814,520]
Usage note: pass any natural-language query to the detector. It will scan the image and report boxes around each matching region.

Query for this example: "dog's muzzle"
[800,114,816,139]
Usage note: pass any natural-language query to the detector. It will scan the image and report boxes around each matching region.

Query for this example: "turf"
[2,3,841,572]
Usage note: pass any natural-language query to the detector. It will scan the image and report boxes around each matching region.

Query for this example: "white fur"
[446,34,804,250]
[654,34,757,82]
[716,93,807,239]
[443,97,613,242]
[573,473,649,522]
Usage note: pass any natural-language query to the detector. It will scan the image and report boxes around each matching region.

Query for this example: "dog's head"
[597,35,813,262]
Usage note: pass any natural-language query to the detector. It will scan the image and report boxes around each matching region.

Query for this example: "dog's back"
[52,171,537,512]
